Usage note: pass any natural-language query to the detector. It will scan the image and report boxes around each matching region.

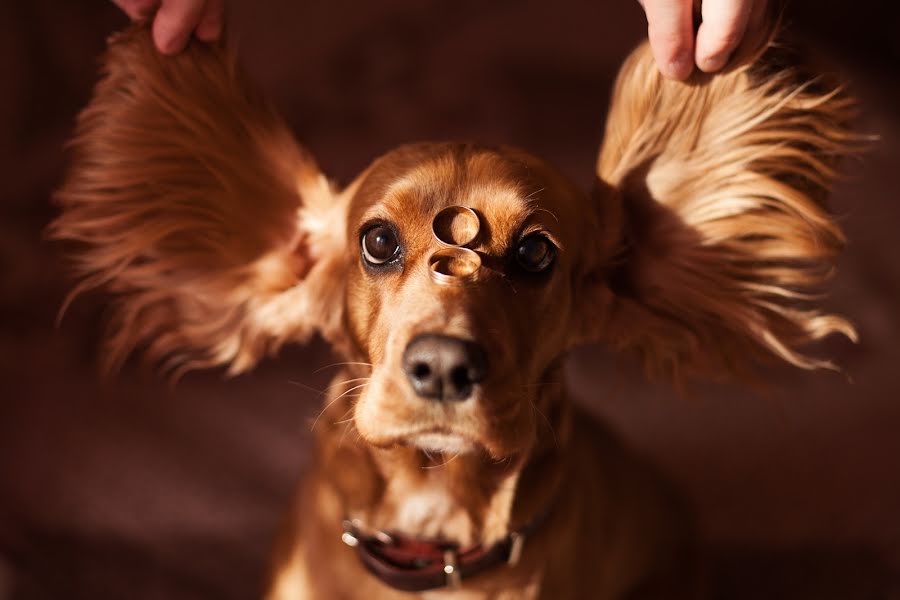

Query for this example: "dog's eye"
[516,234,556,273]
[361,224,400,266]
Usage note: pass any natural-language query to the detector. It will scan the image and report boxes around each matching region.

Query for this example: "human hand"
[111,0,225,55]
[639,0,765,80]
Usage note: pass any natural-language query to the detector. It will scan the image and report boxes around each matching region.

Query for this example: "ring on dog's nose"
[432,206,480,247]
[428,247,481,286]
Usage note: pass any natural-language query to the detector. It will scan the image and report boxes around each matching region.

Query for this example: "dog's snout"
[402,334,488,402]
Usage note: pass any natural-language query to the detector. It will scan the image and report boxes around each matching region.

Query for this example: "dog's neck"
[315,366,570,548]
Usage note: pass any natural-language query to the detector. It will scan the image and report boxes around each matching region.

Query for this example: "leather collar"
[340,507,552,592]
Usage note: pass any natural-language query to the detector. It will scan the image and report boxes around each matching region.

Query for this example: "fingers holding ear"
[640,0,765,79]
[694,0,754,72]
[113,0,226,54]
[640,0,696,80]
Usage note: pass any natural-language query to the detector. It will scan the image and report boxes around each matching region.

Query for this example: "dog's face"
[342,144,603,459]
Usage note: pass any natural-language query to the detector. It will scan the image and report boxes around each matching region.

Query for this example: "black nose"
[402,334,488,402]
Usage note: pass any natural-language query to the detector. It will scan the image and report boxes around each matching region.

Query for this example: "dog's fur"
[51,16,857,599]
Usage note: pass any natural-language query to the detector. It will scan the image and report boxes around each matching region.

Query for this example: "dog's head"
[51,25,858,460]
[339,143,607,458]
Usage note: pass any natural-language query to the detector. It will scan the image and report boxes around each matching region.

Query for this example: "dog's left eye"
[516,234,556,273]
[361,224,401,266]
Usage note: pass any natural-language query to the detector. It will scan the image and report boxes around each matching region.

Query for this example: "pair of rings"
[429,206,482,286]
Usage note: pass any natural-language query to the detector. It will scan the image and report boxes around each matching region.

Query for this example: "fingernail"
[698,52,729,73]
[666,55,693,80]
[155,27,187,54]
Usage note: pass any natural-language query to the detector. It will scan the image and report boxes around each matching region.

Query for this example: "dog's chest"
[382,486,474,544]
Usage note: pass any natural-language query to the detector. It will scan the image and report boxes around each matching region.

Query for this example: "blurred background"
[1,1,898,598]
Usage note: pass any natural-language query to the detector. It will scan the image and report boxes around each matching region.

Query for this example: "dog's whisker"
[531,206,559,222]
[332,381,370,400]
[289,376,370,399]
[529,398,558,449]
[330,406,356,427]
[314,361,374,374]
[497,272,518,294]
[421,450,463,470]
[337,420,361,450]
[327,392,366,414]
[287,380,327,397]
[336,418,353,448]
[523,187,546,201]
[323,377,370,392]
[310,395,350,432]
[310,381,370,431]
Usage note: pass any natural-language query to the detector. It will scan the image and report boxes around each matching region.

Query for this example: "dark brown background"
[1,1,898,598]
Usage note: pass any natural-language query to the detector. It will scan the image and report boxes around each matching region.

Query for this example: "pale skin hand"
[640,0,764,80]
[112,0,225,54]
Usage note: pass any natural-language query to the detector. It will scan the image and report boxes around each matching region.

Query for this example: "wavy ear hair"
[587,21,860,382]
[50,26,349,378]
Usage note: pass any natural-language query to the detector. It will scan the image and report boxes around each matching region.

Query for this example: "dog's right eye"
[361,224,401,266]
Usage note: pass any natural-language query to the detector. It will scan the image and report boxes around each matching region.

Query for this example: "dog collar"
[339,507,551,592]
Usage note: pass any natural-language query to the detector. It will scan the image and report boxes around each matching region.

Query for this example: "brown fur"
[51,17,857,599]
[588,30,858,383]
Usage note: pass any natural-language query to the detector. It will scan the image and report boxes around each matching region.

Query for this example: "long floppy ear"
[583,21,860,382]
[49,25,349,378]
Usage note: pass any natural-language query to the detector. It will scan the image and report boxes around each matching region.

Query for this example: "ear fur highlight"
[593,26,860,382]
[49,26,347,378]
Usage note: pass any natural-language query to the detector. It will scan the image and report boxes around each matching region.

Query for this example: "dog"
[50,15,857,599]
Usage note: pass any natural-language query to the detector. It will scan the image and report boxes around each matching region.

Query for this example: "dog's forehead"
[350,144,578,246]
[381,155,529,234]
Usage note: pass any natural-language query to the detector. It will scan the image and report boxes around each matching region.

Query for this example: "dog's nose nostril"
[402,334,488,402]
[450,366,469,388]
[412,363,431,380]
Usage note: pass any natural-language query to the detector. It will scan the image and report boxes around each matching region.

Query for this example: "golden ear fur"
[49,26,348,378]
[593,24,861,382]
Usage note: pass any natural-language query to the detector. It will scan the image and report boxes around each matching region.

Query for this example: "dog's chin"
[357,422,524,461]
[353,384,534,459]
[408,432,477,455]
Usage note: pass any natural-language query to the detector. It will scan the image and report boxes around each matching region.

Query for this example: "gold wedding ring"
[432,206,481,247]
[428,247,482,286]
[429,206,483,285]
